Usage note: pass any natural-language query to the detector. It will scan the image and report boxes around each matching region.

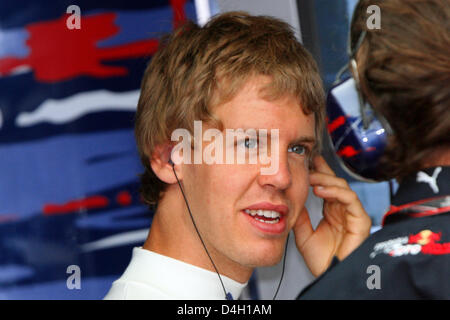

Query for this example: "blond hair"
[135,11,325,205]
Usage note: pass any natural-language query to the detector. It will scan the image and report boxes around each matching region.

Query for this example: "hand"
[293,156,372,277]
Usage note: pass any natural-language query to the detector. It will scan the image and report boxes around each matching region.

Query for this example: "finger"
[312,155,336,176]
[313,186,365,218]
[309,172,349,188]
[293,206,314,251]
[314,185,358,205]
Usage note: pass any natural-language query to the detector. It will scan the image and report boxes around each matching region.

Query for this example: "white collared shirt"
[104,247,247,300]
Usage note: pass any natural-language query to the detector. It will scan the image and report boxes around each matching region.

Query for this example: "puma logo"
[417,167,442,194]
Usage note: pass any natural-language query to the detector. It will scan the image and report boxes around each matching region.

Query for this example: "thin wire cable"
[172,163,289,300]
[171,165,229,299]
[272,232,289,300]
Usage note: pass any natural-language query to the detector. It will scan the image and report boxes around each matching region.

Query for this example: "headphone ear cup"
[326,77,388,182]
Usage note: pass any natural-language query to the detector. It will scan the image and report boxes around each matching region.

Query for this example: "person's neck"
[421,147,450,169]
[142,188,251,284]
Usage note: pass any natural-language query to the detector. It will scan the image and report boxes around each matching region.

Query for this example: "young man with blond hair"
[105,12,371,300]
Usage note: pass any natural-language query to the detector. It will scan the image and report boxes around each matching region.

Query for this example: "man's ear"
[150,144,181,185]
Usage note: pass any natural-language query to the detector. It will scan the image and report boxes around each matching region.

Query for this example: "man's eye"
[243,137,258,149]
[288,145,306,155]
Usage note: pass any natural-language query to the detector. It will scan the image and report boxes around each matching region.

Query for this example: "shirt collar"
[121,247,247,299]
[383,166,450,226]
[392,166,450,206]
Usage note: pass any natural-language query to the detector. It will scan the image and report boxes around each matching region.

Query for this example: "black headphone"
[168,158,288,300]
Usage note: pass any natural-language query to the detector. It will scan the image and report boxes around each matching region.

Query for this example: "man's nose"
[257,153,292,191]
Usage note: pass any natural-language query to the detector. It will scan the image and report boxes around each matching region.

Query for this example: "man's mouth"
[244,209,281,224]
[241,202,288,235]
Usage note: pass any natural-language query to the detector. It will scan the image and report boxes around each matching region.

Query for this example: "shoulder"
[103,247,175,300]
[103,280,171,300]
[299,216,450,299]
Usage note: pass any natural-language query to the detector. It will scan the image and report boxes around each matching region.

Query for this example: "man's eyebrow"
[229,128,316,145]
[290,136,316,146]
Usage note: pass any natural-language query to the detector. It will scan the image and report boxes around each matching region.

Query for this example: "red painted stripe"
[170,0,187,29]
[337,145,361,158]
[327,116,346,133]
[0,13,160,82]
[43,195,109,215]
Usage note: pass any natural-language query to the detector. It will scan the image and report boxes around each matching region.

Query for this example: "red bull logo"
[370,229,450,258]
[409,230,450,255]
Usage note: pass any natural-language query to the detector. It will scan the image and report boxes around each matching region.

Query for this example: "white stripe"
[370,226,381,234]
[194,0,211,26]
[6,65,32,76]
[81,228,149,253]
[15,89,140,127]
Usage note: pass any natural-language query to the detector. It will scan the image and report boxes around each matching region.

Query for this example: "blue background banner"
[0,0,196,299]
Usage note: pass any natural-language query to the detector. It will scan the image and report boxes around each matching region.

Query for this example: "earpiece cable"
[171,165,230,299]
[171,163,289,301]
[272,233,289,300]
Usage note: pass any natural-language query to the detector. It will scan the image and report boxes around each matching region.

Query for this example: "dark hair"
[135,11,325,205]
[351,0,450,179]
